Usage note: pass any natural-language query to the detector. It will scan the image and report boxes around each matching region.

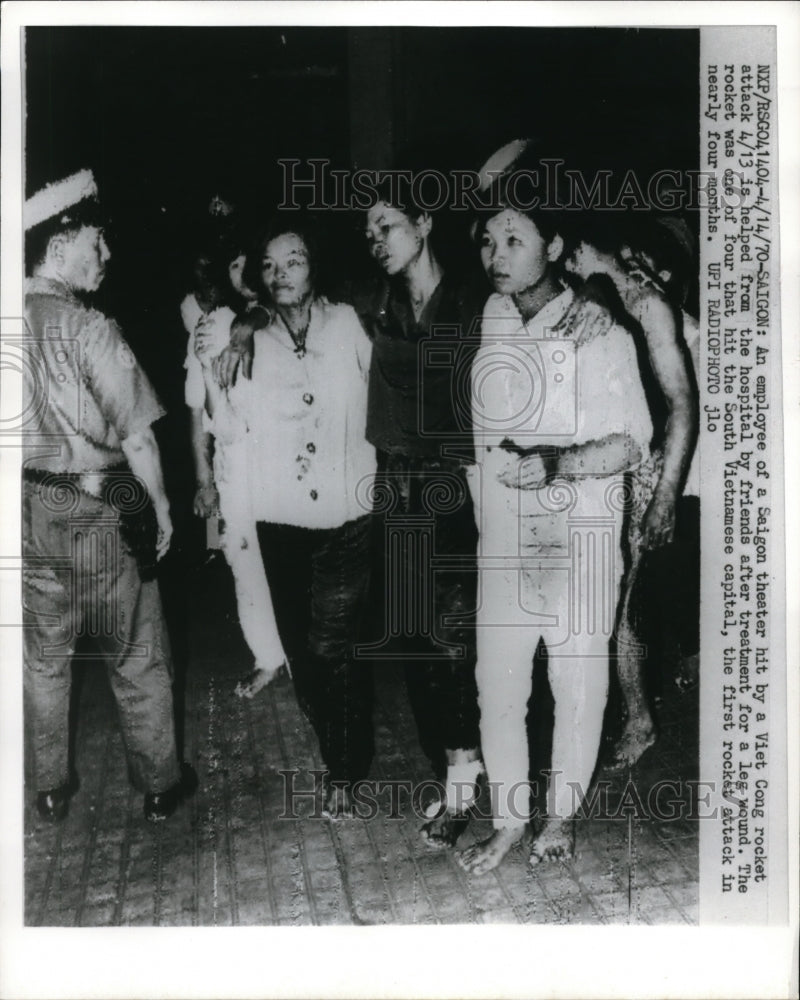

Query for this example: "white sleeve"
[181,295,206,410]
[199,306,235,362]
[184,334,206,410]
[351,308,372,379]
[180,294,200,336]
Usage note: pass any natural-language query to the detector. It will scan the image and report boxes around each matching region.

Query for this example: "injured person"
[458,188,653,874]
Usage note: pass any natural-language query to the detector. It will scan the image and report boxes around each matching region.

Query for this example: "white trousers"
[470,453,625,828]
[215,438,286,672]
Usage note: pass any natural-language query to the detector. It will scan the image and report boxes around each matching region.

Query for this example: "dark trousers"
[373,451,481,778]
[256,515,374,785]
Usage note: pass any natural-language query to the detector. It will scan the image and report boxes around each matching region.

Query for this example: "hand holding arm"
[552,432,642,479]
[194,313,230,361]
[496,447,550,490]
[213,305,271,387]
[497,433,641,491]
[553,274,616,345]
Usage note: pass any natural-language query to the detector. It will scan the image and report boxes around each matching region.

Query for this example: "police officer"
[22,170,196,823]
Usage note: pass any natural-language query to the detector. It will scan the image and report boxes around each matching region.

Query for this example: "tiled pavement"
[24,556,699,927]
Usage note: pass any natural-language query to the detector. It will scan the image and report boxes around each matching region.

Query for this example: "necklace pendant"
[294,343,307,359]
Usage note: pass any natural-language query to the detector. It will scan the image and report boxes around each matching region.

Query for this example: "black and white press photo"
[0,4,796,1000]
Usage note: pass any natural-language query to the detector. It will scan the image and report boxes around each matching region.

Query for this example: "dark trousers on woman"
[372,451,481,778]
[256,515,374,786]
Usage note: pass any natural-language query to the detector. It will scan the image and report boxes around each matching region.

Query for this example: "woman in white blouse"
[458,181,654,874]
[235,217,377,817]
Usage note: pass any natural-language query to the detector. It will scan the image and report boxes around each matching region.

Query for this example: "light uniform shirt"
[238,297,376,530]
[24,275,164,472]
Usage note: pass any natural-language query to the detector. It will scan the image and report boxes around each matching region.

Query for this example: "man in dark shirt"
[352,194,487,846]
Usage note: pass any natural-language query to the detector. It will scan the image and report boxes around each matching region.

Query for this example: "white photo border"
[1,3,797,999]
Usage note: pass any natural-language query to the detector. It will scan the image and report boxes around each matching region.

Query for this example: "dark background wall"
[25,26,700,286]
[24,25,699,543]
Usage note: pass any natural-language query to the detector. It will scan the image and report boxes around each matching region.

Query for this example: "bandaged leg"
[529,484,623,864]
[218,465,287,696]
[457,468,541,872]
[226,527,287,697]
[457,569,537,872]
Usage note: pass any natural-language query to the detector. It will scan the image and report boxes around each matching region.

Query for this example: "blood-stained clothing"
[23,275,180,795]
[469,287,652,826]
[240,297,376,529]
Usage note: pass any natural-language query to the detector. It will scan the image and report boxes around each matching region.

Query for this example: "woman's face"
[228,253,249,297]
[193,253,224,308]
[480,209,557,295]
[260,233,312,307]
[365,201,429,276]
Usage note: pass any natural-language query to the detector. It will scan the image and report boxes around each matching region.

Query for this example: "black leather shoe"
[36,786,71,823]
[143,763,198,823]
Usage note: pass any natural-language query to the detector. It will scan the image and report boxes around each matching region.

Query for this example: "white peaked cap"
[477,138,531,192]
[24,169,98,231]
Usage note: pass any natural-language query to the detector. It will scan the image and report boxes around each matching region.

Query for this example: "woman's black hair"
[366,172,429,222]
[25,197,107,276]
[470,170,564,247]
[185,214,257,309]
[361,164,464,274]
[243,214,321,302]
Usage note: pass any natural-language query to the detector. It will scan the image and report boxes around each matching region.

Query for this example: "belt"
[378,450,471,475]
[23,463,159,580]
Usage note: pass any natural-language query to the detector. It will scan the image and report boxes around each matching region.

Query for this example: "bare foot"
[528,818,575,865]
[234,663,286,700]
[609,720,657,769]
[322,784,354,820]
[457,827,524,875]
[421,806,471,849]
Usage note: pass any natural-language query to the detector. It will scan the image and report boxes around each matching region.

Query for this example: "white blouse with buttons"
[236,297,377,529]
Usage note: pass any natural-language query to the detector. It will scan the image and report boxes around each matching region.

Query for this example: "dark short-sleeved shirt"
[23,276,165,473]
[351,274,484,461]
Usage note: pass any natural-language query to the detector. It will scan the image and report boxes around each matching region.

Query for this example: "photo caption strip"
[699,25,788,924]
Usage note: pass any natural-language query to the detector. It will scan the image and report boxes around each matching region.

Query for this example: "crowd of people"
[22,146,699,875]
